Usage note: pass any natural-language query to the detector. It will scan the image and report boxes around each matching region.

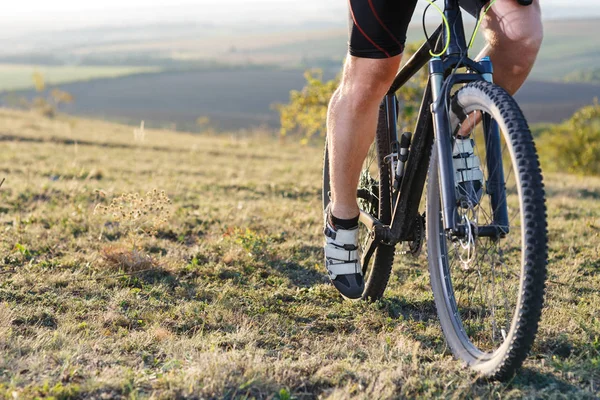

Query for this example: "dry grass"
[100,246,157,272]
[0,108,598,399]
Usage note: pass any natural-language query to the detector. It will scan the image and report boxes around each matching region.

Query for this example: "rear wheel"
[427,81,547,379]
[323,105,396,301]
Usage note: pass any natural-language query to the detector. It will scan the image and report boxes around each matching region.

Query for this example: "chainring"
[396,213,425,257]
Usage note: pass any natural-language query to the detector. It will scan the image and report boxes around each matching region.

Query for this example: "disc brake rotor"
[456,205,478,269]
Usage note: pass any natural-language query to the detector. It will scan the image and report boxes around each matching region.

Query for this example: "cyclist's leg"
[477,0,543,95]
[326,57,399,298]
[328,0,417,220]
[458,0,543,136]
[328,55,400,220]
[324,0,416,298]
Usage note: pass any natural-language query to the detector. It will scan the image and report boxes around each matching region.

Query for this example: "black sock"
[330,212,359,230]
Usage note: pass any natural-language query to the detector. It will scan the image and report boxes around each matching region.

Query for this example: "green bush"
[274,68,337,144]
[537,101,600,176]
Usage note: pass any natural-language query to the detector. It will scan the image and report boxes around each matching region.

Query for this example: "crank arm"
[359,211,394,273]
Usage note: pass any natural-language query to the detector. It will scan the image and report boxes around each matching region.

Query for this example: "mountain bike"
[322,0,547,380]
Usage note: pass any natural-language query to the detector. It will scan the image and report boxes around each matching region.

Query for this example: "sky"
[1,0,599,33]
[1,1,340,26]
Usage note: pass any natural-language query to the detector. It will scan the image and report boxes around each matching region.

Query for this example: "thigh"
[348,0,418,59]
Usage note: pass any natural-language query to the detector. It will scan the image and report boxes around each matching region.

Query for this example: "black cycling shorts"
[348,0,487,58]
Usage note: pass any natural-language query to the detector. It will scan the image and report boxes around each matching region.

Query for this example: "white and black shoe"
[323,209,364,299]
[453,137,484,208]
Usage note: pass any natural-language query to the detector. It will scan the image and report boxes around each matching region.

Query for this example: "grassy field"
[0,109,598,398]
[0,65,160,92]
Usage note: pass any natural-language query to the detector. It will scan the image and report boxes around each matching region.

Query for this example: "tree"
[32,70,46,92]
[26,73,75,118]
[274,69,337,144]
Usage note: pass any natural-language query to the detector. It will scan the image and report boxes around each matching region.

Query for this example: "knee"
[486,1,544,61]
[338,55,401,110]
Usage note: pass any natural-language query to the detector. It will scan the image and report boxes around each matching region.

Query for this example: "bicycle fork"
[429,56,509,238]
[429,57,458,234]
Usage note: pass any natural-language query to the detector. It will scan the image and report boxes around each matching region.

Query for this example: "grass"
[0,108,598,398]
[0,65,161,92]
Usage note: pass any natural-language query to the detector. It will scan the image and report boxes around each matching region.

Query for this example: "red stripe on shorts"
[348,0,391,57]
[367,0,403,48]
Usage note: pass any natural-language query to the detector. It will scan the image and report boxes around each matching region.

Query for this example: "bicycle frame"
[360,0,510,265]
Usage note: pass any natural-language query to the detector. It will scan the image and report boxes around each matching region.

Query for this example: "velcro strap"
[453,155,480,170]
[326,262,359,277]
[453,139,474,156]
[330,226,358,244]
[455,168,484,183]
[325,245,358,262]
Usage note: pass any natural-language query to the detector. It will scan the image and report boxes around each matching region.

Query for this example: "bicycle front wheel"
[427,81,548,379]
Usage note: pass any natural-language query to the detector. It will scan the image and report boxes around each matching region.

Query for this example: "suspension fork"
[430,56,509,236]
[429,57,458,233]
[480,59,510,234]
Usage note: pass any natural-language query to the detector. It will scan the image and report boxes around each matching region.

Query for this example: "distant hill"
[5,68,597,132]
[2,18,599,82]
[1,18,599,132]
[515,80,600,124]
[564,68,600,84]
[3,68,336,132]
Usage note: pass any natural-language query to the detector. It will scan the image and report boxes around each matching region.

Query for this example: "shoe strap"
[456,168,484,184]
[324,244,358,263]
[453,153,481,170]
[325,261,360,279]
[324,224,358,244]
[453,138,474,157]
